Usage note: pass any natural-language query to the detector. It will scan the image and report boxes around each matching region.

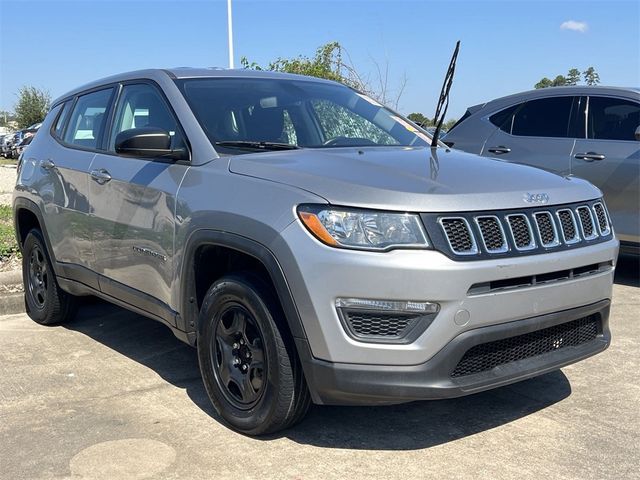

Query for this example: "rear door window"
[64,88,114,149]
[511,97,574,138]
[587,96,640,141]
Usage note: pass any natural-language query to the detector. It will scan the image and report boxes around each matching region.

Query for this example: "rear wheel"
[197,273,310,435]
[22,229,78,325]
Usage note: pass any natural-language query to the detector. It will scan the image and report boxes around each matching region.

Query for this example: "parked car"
[444,86,639,254]
[0,135,7,157]
[10,128,39,159]
[14,135,34,159]
[14,69,617,435]
[8,130,25,158]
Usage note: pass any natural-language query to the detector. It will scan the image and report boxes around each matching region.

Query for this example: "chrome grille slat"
[577,206,598,240]
[475,215,508,253]
[592,203,611,236]
[556,209,580,244]
[506,214,536,251]
[438,217,478,255]
[533,211,560,247]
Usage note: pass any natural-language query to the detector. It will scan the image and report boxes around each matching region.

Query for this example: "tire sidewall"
[197,276,289,434]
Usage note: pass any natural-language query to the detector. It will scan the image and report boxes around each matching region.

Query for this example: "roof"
[52,67,338,105]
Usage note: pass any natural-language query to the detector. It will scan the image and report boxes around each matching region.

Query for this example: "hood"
[229,146,601,212]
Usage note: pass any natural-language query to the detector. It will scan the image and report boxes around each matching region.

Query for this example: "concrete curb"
[0,269,24,315]
[0,270,21,286]
[0,292,24,315]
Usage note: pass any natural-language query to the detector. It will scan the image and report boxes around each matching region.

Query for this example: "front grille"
[577,206,597,239]
[343,311,420,338]
[439,218,476,254]
[476,216,507,252]
[534,212,558,246]
[422,199,612,260]
[451,315,600,377]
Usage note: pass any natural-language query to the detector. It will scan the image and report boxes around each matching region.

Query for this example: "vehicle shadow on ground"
[64,299,572,451]
[615,254,639,287]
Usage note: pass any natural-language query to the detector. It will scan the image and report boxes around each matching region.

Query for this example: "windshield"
[175,77,432,154]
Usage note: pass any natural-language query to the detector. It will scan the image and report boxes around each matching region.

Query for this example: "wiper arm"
[215,140,300,151]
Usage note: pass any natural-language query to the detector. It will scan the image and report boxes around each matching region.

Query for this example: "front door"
[88,83,190,319]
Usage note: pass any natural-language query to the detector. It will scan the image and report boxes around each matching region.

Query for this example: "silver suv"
[13,69,618,435]
[444,86,639,254]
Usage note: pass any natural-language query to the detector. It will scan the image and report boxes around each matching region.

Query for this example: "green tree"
[583,67,601,86]
[242,42,359,88]
[14,86,50,128]
[407,112,431,126]
[552,75,568,87]
[566,68,581,85]
[534,77,554,89]
[535,67,600,88]
[241,42,407,109]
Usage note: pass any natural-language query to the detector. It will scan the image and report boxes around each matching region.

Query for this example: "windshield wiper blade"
[215,140,300,151]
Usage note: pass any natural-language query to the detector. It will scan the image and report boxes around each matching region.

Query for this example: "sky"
[0,0,638,119]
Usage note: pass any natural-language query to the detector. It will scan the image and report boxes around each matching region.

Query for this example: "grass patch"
[0,158,17,166]
[0,204,19,260]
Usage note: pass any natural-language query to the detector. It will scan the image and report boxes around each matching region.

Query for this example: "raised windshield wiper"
[215,140,300,151]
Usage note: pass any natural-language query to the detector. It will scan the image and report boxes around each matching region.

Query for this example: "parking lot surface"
[0,257,638,480]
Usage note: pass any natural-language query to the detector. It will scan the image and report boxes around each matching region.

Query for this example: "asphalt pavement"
[0,256,638,480]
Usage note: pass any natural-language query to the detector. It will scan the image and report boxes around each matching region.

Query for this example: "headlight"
[297,205,430,251]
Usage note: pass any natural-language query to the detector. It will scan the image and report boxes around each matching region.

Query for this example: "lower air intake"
[343,311,420,338]
[451,315,600,377]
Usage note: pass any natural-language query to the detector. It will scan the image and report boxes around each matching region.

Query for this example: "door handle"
[90,168,112,185]
[41,159,56,170]
[574,152,605,161]
[487,146,511,155]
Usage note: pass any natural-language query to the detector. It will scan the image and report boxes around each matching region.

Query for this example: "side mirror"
[635,126,640,141]
[115,127,188,161]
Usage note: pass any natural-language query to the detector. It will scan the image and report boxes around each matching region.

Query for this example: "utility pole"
[227,0,235,68]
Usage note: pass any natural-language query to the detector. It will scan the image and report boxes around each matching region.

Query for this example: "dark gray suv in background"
[444,86,640,254]
[13,69,617,435]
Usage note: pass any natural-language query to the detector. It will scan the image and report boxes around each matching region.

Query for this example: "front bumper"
[274,220,618,366]
[298,300,610,405]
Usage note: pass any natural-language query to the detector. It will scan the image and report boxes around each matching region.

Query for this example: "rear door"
[571,95,640,244]
[88,82,190,319]
[39,88,115,278]
[480,96,578,175]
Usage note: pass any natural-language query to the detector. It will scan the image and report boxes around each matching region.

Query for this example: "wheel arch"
[13,198,60,276]
[179,229,308,346]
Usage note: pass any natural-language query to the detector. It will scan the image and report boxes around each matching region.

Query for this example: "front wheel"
[197,274,310,435]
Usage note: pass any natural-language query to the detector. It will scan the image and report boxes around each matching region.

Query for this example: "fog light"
[335,298,439,344]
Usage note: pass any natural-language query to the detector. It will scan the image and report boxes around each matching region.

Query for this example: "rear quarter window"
[52,102,72,140]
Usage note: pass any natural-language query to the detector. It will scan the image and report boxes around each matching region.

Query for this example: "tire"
[197,273,310,435]
[22,229,78,325]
